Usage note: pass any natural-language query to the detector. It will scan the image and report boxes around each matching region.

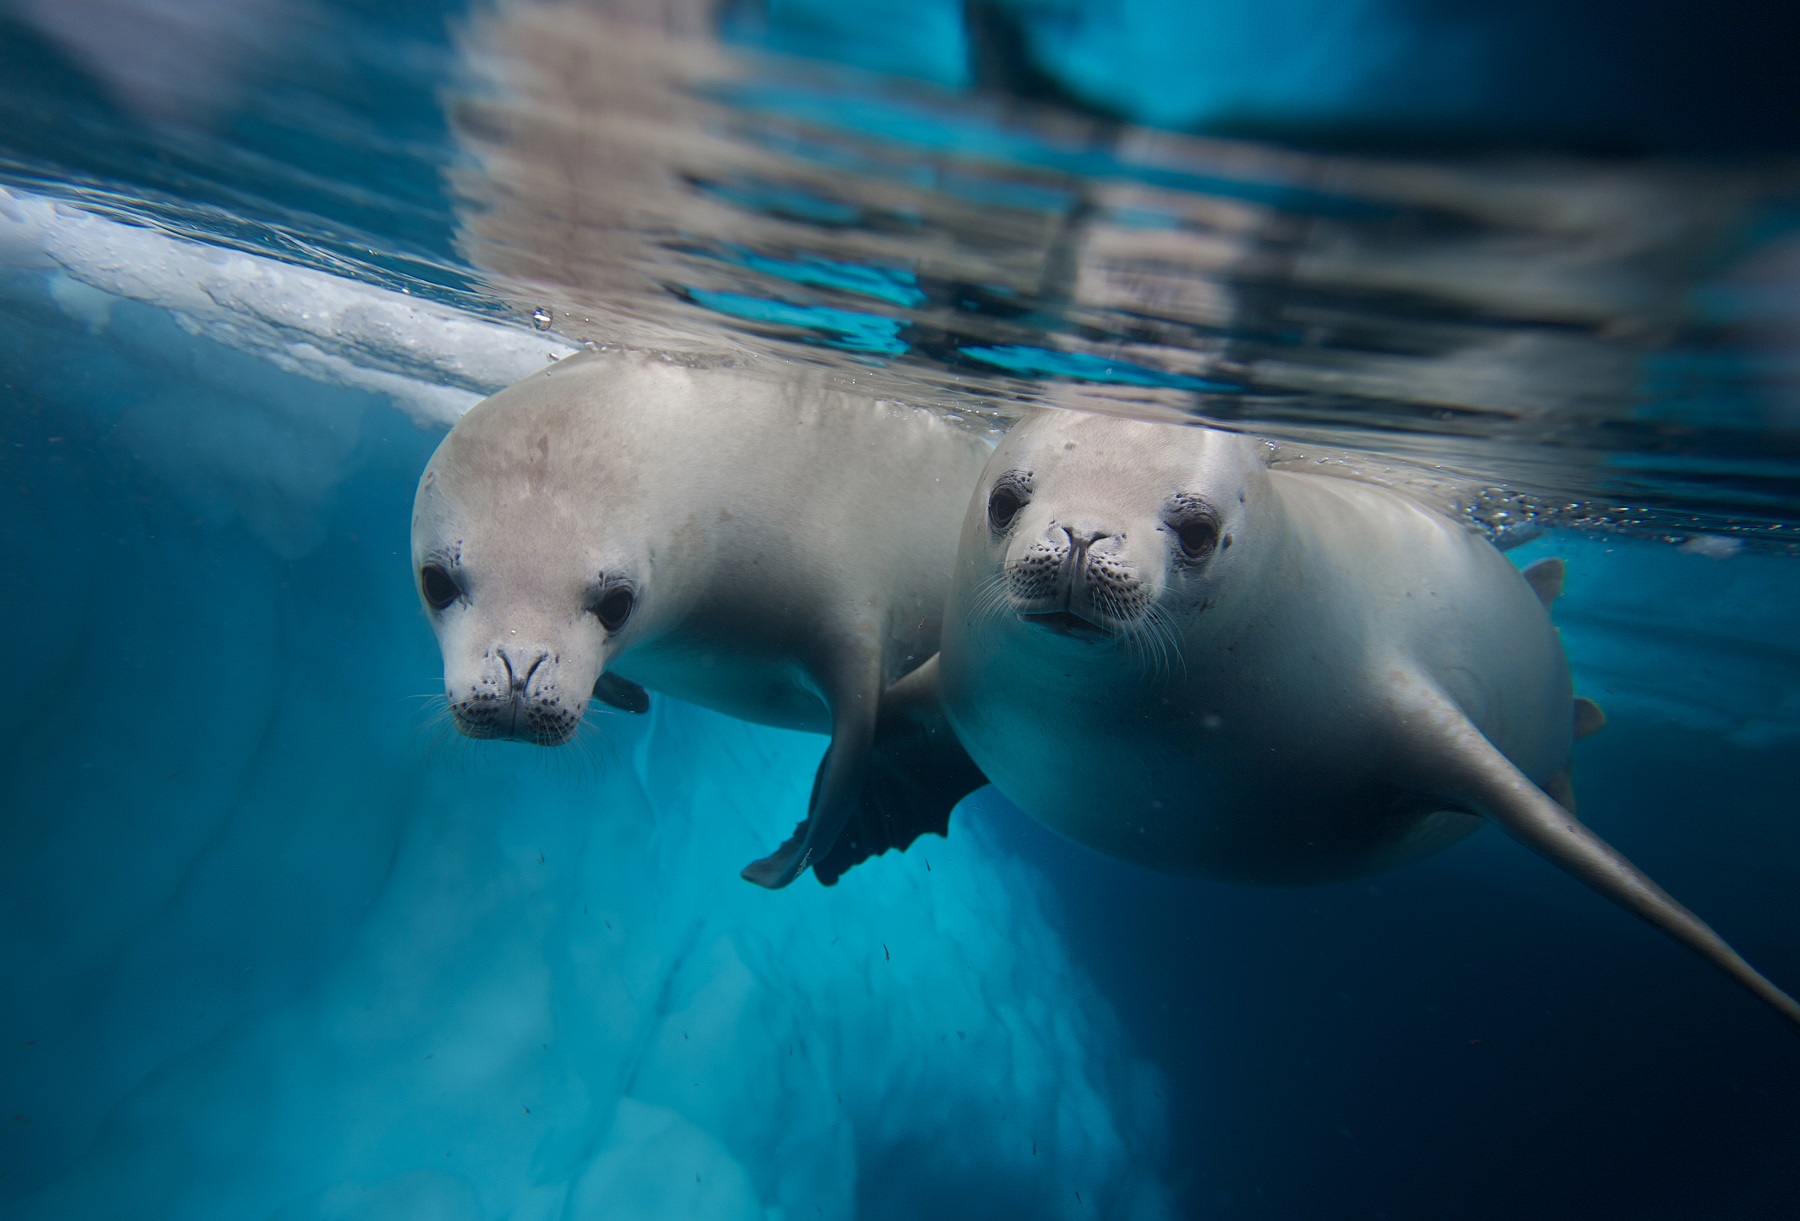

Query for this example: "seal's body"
[935,410,1800,1028]
[947,430,1566,883]
[412,349,990,886]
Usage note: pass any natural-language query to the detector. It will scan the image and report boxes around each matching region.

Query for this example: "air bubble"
[531,307,553,331]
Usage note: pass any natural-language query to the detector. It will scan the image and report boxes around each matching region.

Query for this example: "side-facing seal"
[411,348,988,887]
[933,409,1800,1029]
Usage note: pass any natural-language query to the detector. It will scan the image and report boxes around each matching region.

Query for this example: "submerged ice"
[0,205,1171,1220]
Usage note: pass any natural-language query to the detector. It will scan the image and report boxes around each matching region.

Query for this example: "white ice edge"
[0,184,572,426]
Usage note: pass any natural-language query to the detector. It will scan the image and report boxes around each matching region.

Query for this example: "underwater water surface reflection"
[450,0,1800,542]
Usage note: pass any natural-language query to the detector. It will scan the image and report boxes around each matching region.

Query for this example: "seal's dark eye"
[988,485,1024,531]
[1174,517,1219,560]
[420,564,460,611]
[593,586,635,632]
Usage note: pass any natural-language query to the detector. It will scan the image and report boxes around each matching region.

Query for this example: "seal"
[933,409,1800,1029]
[411,348,989,887]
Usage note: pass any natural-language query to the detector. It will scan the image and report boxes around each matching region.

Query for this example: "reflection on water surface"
[7,0,1794,541]
[450,1,1800,543]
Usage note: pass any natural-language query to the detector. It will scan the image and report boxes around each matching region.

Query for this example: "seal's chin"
[463,722,579,747]
[448,695,581,746]
[1018,608,1113,639]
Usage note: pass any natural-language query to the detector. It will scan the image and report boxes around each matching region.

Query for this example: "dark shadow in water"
[971,715,1800,1220]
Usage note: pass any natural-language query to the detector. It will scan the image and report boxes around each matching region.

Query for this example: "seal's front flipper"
[812,656,988,886]
[1521,557,1566,607]
[593,672,651,714]
[1573,696,1606,739]
[1394,673,1800,1032]
[740,661,881,890]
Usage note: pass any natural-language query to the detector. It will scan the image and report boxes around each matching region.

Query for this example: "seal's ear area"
[812,656,987,887]
[741,656,883,890]
[1390,670,1800,1033]
[592,672,650,714]
[1521,557,1566,608]
[1573,696,1607,739]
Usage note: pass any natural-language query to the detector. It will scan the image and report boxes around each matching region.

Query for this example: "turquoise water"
[2,2,1798,1218]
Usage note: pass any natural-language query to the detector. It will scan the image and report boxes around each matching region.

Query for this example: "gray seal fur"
[934,409,1800,1030]
[411,348,990,886]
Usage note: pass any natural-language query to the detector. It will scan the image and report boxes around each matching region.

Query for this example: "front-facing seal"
[412,348,990,887]
[933,408,1800,1031]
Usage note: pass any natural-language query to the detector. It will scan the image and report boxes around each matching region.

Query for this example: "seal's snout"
[1006,520,1151,638]
[447,639,585,746]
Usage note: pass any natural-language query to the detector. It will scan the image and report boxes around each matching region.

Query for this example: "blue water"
[3,2,1798,1219]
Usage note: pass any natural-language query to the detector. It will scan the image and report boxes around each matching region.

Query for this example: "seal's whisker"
[562,723,606,785]
[966,570,1015,628]
[409,697,462,750]
[969,572,1006,625]
[523,733,575,785]
[1144,604,1185,684]
[1133,606,1168,685]
[1130,619,1159,684]
[1128,615,1168,685]
[419,716,480,775]
[1164,607,1185,674]
[1119,619,1145,677]
[1152,605,1180,684]
[570,708,630,779]
[404,692,451,725]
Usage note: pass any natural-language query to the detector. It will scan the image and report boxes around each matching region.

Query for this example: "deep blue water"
[3,2,1799,1219]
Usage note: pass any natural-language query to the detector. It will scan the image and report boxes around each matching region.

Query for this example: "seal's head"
[410,372,652,745]
[964,411,1273,645]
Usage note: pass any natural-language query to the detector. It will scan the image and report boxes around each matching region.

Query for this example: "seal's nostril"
[1061,526,1112,571]
[497,647,548,693]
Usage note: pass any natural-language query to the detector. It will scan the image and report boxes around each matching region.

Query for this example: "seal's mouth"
[448,694,580,746]
[1018,608,1110,638]
[457,722,577,747]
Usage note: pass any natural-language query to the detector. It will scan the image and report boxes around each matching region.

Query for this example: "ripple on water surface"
[2,0,1798,545]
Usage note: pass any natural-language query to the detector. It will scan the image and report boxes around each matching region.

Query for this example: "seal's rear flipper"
[593,673,651,714]
[1394,672,1800,1032]
[813,657,987,886]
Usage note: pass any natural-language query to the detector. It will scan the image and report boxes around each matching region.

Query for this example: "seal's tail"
[1393,668,1800,1034]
